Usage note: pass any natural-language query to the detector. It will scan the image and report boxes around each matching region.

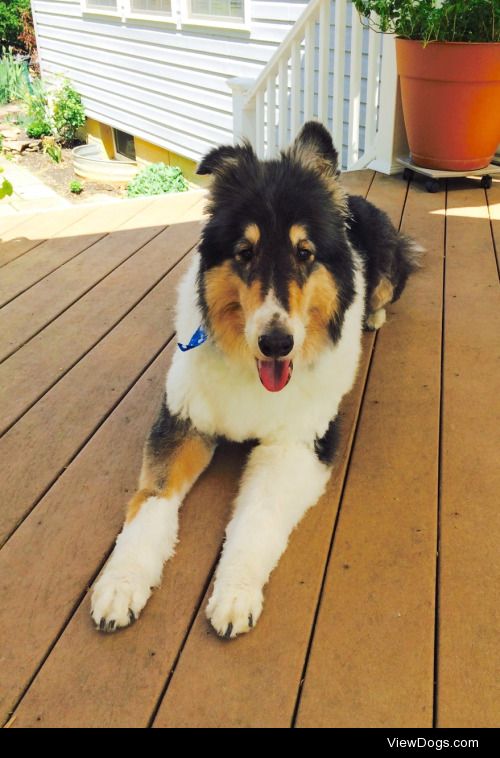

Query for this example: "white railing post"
[229,0,393,174]
[370,34,408,174]
[228,77,257,145]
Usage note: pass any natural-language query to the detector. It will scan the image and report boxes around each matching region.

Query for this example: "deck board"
[0,217,203,436]
[296,180,445,728]
[0,250,195,543]
[0,197,202,362]
[0,345,174,724]
[1,174,499,728]
[437,183,500,727]
[0,205,94,268]
[0,195,201,307]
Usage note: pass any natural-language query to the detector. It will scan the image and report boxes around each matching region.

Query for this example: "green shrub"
[69,179,83,194]
[0,0,30,50]
[0,166,13,199]
[354,1,500,43]
[53,82,85,145]
[24,77,52,136]
[43,137,62,164]
[127,163,189,197]
[0,47,29,104]
[26,119,52,138]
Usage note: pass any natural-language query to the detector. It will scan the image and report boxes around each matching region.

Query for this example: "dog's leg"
[365,276,393,331]
[207,441,331,638]
[91,401,215,632]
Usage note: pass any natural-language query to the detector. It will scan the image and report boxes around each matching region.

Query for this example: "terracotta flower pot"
[395,39,500,171]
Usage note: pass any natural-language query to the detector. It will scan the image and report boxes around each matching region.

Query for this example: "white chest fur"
[166,255,365,446]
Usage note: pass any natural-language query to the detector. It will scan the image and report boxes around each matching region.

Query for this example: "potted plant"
[354,1,500,171]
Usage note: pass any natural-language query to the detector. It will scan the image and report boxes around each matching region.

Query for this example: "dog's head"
[196,121,356,392]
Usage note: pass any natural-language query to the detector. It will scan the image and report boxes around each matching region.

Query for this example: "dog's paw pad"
[206,584,263,639]
[91,569,151,632]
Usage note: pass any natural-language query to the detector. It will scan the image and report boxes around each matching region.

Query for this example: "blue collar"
[177,325,208,352]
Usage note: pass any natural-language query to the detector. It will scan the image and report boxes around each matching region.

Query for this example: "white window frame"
[80,0,121,18]
[124,0,177,25]
[180,0,250,31]
[81,0,250,30]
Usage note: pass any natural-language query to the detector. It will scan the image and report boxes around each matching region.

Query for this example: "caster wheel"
[481,175,492,189]
[403,168,414,181]
[425,179,440,193]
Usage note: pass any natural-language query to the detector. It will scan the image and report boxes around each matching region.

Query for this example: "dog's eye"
[297,242,315,262]
[235,245,253,262]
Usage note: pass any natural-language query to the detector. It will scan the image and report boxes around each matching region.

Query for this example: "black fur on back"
[346,195,422,315]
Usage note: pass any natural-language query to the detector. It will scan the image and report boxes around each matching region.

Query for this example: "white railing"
[229,0,402,173]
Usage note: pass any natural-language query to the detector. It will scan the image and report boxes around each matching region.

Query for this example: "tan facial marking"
[244,223,260,245]
[204,261,263,359]
[289,266,340,362]
[126,435,213,523]
[289,224,309,247]
[370,277,394,312]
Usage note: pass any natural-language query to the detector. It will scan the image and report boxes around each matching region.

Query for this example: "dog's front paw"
[206,580,264,639]
[91,566,152,633]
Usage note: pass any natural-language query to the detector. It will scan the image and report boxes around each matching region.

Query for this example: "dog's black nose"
[258,331,294,358]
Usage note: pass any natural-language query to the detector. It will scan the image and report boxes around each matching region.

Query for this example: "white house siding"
[32,0,308,162]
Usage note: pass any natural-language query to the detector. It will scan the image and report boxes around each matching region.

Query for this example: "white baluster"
[304,19,315,121]
[278,58,288,150]
[256,89,265,159]
[266,76,277,158]
[333,0,347,153]
[365,26,382,151]
[317,0,330,125]
[347,8,362,168]
[291,39,301,139]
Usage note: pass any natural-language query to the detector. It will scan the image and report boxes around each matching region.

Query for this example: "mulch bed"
[1,101,128,204]
[16,147,127,203]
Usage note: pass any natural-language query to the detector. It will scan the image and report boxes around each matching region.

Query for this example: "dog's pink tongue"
[257,359,292,392]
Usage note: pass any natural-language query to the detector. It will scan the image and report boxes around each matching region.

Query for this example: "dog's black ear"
[288,121,339,178]
[196,142,255,176]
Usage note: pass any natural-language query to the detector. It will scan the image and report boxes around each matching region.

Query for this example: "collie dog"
[91,122,421,638]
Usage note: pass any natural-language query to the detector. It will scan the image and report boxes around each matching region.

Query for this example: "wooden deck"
[0,173,498,729]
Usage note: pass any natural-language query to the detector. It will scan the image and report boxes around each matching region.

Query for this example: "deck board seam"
[484,186,500,283]
[0,240,199,441]
[147,550,223,729]
[0,220,168,367]
[432,179,448,728]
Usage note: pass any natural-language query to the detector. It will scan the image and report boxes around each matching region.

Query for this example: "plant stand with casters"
[397,156,500,193]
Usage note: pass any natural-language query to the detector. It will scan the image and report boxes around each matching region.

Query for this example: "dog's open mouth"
[257,359,293,392]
